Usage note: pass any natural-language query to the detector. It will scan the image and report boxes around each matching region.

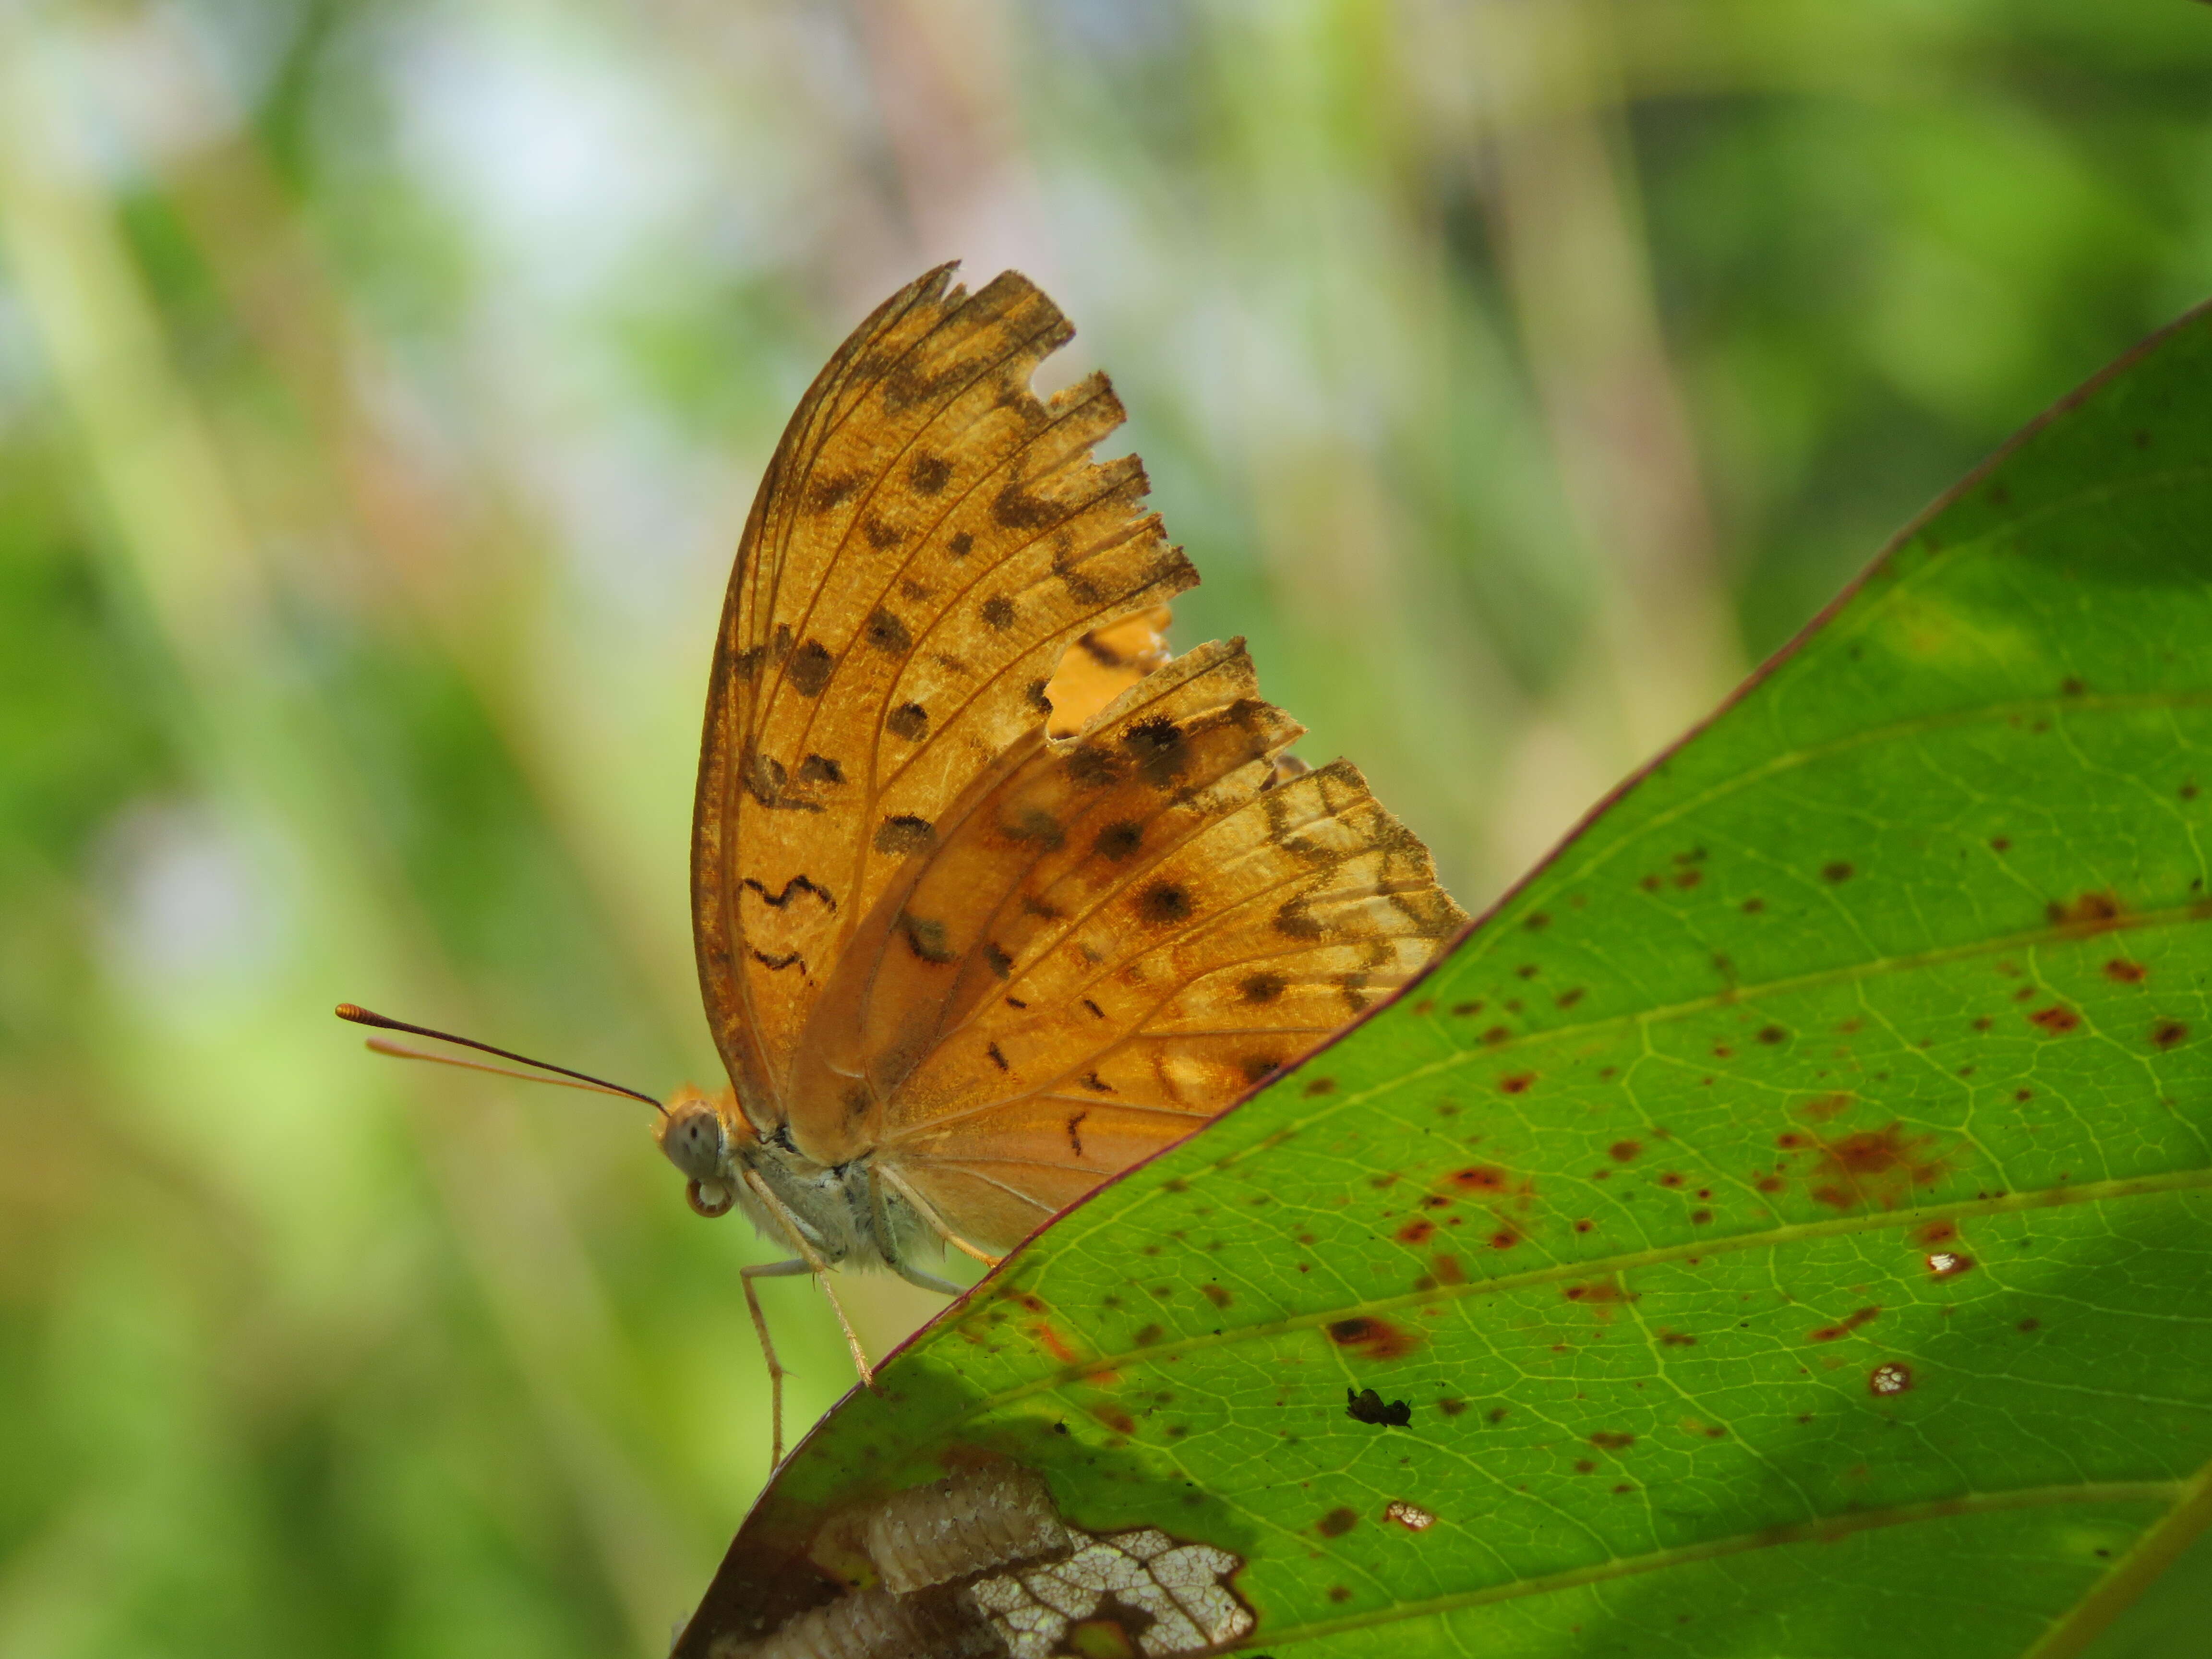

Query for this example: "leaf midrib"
[1237,1476,2193,1655]
[955,1164,2212,1418]
[1023,892,2212,1280]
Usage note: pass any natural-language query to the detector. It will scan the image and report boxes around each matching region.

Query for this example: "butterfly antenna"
[335,1003,665,1115]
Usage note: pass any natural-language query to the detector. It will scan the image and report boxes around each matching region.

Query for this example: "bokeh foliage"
[0,2,2208,1656]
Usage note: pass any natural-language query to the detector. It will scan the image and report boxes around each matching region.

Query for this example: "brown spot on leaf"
[1809,1124,1945,1210]
[1822,862,1854,883]
[1810,1306,1881,1342]
[1396,1219,1435,1245]
[1447,1166,1507,1192]
[2048,891,2125,934]
[2028,1004,2080,1035]
[1609,1141,1641,1163]
[1564,1282,1628,1305]
[1317,1507,1358,1538]
[1201,1284,1232,1310]
[1327,1317,1421,1360]
[1589,1431,1635,1451]
[2154,1020,2189,1049]
[2105,959,2147,984]
[1868,1362,1914,1397]
[1500,1072,1535,1094]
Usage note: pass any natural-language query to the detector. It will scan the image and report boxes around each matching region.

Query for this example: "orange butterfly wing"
[788,639,1468,1252]
[1041,606,1171,737]
[696,264,1467,1254]
[694,266,1196,1151]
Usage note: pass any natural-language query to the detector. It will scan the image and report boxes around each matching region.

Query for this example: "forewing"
[787,638,1468,1246]
[693,266,1197,1118]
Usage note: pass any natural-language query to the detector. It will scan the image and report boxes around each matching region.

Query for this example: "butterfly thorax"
[655,1083,939,1280]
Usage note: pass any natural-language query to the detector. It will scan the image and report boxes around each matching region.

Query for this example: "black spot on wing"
[875,815,936,855]
[788,641,835,697]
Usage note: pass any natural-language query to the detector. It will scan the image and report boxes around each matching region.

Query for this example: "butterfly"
[342,265,1465,1463]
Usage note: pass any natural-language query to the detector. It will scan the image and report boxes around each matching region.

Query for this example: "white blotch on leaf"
[1385,1500,1436,1531]
[966,1527,1252,1658]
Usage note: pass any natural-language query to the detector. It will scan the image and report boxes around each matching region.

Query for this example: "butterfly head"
[656,1083,755,1217]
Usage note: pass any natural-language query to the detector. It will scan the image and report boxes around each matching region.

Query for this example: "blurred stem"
[114,12,701,1031]
[1480,0,1739,767]
[0,35,698,1650]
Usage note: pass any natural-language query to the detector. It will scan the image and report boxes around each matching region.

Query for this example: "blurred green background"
[2,2,2210,1655]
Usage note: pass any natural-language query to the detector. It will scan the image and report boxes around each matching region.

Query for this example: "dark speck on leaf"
[1822,862,1854,883]
[1346,1388,1412,1428]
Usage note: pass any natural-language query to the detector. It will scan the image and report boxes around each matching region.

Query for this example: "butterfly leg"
[739,1166,878,1396]
[892,1260,967,1298]
[740,1257,808,1466]
[877,1163,1005,1270]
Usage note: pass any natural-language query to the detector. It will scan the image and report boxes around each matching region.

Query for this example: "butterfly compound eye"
[659,1098,727,1181]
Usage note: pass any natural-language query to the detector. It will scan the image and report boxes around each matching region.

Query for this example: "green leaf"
[680,305,2212,1659]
